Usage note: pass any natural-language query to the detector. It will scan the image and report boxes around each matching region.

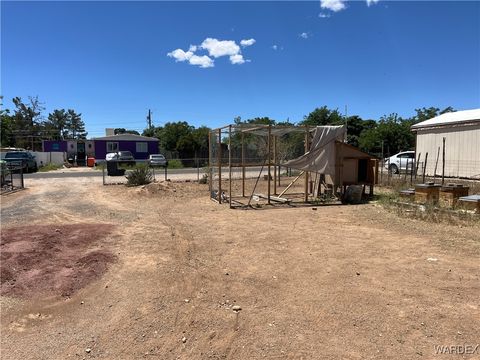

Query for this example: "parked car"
[106,151,135,161]
[148,154,168,167]
[106,151,135,166]
[4,151,38,173]
[384,150,415,174]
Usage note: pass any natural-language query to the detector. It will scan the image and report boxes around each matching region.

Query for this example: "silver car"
[148,154,168,167]
[384,151,415,174]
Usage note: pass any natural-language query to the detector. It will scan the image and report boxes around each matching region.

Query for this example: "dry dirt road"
[1,177,479,359]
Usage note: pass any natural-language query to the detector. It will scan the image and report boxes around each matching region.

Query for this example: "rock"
[184,299,190,303]
[85,348,91,353]
[232,305,241,312]
[182,336,187,343]
[80,301,85,305]
[356,272,360,276]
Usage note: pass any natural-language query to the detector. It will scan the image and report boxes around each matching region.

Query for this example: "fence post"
[442,137,446,185]
[196,157,200,182]
[422,152,428,183]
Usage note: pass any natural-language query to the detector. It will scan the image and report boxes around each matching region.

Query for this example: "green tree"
[45,109,69,140]
[11,96,45,149]
[412,106,455,124]
[0,109,14,147]
[358,113,414,156]
[114,128,140,135]
[64,109,87,139]
[300,106,344,126]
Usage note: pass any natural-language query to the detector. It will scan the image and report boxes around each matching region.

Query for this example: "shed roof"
[92,134,159,142]
[411,108,480,130]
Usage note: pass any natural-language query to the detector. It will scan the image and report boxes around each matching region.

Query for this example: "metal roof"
[92,134,159,141]
[411,108,480,130]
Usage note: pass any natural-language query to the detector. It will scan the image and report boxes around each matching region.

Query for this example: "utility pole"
[344,105,348,140]
[147,109,152,129]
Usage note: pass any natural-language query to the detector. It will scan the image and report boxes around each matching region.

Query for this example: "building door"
[358,159,368,182]
[77,142,86,166]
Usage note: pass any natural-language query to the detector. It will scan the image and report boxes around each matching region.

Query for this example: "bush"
[167,159,183,169]
[125,165,153,186]
[38,163,63,172]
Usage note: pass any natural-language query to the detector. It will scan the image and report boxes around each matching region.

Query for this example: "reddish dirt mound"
[0,224,116,298]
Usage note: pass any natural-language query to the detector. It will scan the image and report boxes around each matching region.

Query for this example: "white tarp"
[283,125,346,175]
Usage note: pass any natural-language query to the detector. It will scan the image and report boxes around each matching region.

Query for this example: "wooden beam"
[218,128,222,204]
[304,127,309,202]
[228,125,232,209]
[241,131,245,197]
[279,170,305,197]
[267,125,272,205]
[273,135,277,195]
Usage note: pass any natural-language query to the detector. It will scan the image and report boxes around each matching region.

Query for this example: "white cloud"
[318,12,331,18]
[167,49,194,62]
[200,38,240,58]
[300,32,309,39]
[366,0,379,6]
[168,37,254,68]
[272,45,278,50]
[188,55,214,68]
[240,38,256,47]
[320,0,346,12]
[229,54,245,64]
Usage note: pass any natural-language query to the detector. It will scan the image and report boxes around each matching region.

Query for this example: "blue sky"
[2,1,479,137]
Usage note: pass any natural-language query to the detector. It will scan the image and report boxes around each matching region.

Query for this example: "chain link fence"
[1,162,25,194]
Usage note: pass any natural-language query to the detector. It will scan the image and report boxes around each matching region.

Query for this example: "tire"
[25,164,29,173]
[33,164,38,172]
[389,164,399,174]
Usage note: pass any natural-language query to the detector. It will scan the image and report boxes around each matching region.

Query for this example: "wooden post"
[304,127,309,202]
[241,131,245,197]
[422,152,428,184]
[218,128,222,204]
[228,125,232,208]
[267,125,271,205]
[208,131,212,193]
[273,135,277,195]
[442,137,446,185]
[433,146,440,180]
[415,152,421,180]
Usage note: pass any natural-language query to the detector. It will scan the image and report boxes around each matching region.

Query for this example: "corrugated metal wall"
[415,124,480,179]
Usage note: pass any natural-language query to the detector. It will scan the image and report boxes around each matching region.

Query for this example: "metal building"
[411,109,480,179]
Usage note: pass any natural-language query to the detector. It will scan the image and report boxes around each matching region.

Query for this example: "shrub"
[126,165,153,186]
[38,163,63,172]
[167,159,183,169]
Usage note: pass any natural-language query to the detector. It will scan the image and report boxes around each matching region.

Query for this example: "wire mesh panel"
[209,124,319,208]
[1,163,24,194]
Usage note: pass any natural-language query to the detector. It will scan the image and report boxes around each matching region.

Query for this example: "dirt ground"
[1,176,479,359]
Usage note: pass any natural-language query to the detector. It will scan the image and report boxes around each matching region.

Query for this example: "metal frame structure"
[208,124,379,209]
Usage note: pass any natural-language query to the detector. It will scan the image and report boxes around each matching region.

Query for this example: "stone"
[232,305,241,312]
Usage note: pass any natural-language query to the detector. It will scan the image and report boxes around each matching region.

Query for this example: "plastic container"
[87,157,95,167]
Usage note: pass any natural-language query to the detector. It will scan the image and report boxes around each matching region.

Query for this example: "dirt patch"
[0,224,116,298]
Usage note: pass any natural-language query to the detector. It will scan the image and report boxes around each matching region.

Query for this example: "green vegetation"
[1,96,87,150]
[38,163,63,172]
[125,165,153,186]
[167,159,184,169]
[0,94,456,160]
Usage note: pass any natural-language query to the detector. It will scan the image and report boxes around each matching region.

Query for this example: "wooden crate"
[414,184,441,204]
[439,185,469,208]
[399,189,415,202]
[458,195,480,213]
